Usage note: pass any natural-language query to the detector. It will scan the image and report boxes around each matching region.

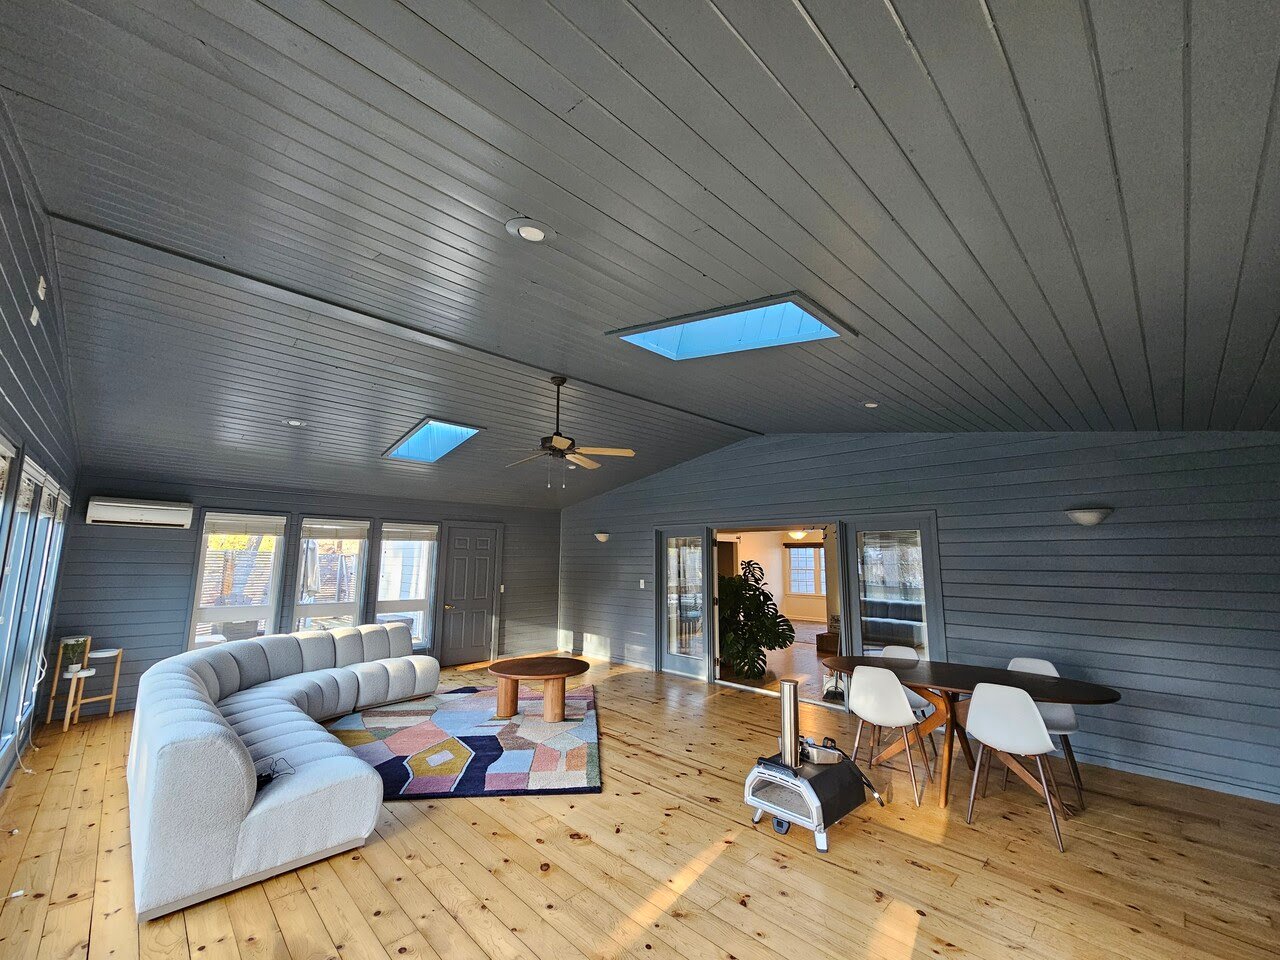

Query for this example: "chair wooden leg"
[852,718,865,764]
[967,743,986,824]
[913,724,933,783]
[1060,735,1085,809]
[1035,755,1065,852]
[62,676,78,732]
[46,644,64,725]
[107,652,122,718]
[901,728,921,806]
[1001,763,1010,792]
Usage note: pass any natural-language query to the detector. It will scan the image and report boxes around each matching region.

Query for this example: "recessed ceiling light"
[506,217,555,243]
[863,401,879,409]
[281,418,307,427]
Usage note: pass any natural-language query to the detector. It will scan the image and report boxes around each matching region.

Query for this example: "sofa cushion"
[259,634,304,680]
[348,655,440,709]
[297,630,337,672]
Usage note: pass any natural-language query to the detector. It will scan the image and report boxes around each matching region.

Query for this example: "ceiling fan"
[507,376,635,474]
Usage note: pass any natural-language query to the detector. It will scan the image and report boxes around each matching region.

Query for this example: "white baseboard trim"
[136,836,369,922]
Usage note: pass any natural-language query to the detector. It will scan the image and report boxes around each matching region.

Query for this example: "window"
[0,469,37,752]
[617,293,841,360]
[375,523,440,648]
[189,513,287,647]
[384,418,480,463]
[3,483,63,736]
[295,518,369,630]
[787,546,826,595]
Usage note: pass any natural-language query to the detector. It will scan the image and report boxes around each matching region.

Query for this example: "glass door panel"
[0,473,37,751]
[856,530,928,656]
[840,512,946,661]
[3,486,56,736]
[658,529,710,677]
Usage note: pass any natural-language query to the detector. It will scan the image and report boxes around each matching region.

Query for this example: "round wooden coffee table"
[488,656,589,722]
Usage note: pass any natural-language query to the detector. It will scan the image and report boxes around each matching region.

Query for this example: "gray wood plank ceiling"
[2,0,1278,502]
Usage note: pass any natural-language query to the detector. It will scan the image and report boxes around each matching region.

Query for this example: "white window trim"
[188,513,288,649]
[785,545,826,597]
[294,518,370,630]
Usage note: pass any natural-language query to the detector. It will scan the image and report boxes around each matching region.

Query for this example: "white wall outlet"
[28,305,39,326]
[639,578,646,589]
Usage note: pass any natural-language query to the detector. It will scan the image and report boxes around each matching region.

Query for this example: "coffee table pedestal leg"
[496,677,519,719]
[543,677,566,722]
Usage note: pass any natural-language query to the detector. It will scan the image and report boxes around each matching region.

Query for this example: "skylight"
[615,294,842,360]
[385,418,480,463]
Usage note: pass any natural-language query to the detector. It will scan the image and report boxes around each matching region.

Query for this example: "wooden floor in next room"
[0,658,1275,960]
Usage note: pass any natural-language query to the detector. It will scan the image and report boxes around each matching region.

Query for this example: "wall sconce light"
[787,529,808,540]
[1065,507,1112,527]
[593,531,610,543]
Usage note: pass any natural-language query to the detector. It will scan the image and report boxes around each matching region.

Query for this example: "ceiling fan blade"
[575,447,635,458]
[566,453,601,470]
[549,434,573,450]
[506,452,549,468]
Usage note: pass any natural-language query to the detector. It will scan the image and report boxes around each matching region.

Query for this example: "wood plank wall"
[51,476,561,715]
[558,432,1280,802]
[0,109,76,485]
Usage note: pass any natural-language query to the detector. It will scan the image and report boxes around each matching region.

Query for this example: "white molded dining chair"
[1008,657,1084,807]
[848,665,932,806]
[880,645,937,758]
[966,682,1065,852]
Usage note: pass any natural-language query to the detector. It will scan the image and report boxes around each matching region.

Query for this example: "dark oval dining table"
[822,655,1121,810]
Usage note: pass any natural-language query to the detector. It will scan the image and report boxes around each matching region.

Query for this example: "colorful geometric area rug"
[325,685,601,799]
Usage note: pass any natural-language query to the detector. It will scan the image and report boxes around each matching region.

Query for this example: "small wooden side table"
[487,656,589,722]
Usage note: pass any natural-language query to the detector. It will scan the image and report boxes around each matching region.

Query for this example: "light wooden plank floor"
[0,658,1275,960]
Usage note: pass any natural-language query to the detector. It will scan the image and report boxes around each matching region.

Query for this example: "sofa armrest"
[128,717,256,918]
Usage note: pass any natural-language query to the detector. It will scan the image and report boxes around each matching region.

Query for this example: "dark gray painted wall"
[52,476,560,715]
[0,107,76,486]
[559,432,1280,803]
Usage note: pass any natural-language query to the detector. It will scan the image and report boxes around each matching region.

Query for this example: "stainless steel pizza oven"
[744,679,882,852]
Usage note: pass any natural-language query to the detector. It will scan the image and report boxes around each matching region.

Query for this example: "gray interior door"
[437,522,502,667]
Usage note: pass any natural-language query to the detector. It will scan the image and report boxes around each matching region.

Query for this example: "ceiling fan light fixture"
[593,531,610,543]
[505,217,555,243]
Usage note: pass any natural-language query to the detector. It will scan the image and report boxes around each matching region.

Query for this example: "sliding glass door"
[840,512,946,660]
[656,527,712,678]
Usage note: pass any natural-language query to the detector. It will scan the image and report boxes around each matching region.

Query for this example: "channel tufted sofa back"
[127,622,438,920]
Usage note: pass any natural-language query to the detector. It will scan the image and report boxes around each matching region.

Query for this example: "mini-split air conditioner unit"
[85,497,194,529]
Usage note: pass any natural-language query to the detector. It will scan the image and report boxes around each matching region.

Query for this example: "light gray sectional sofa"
[127,623,439,921]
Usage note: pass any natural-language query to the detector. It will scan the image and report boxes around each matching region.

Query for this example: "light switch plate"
[639,578,645,589]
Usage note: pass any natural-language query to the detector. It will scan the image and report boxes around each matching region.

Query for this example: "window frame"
[785,544,826,597]
[373,520,442,650]
[293,516,371,632]
[187,510,289,649]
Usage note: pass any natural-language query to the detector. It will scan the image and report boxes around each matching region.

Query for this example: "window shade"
[204,514,287,537]
[302,518,370,541]
[381,523,440,542]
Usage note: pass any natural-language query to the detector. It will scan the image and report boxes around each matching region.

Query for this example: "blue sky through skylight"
[619,299,839,360]
[386,419,479,463]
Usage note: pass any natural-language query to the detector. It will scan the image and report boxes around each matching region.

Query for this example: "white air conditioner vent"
[85,497,194,529]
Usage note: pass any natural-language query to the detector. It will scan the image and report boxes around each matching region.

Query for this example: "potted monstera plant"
[717,559,795,680]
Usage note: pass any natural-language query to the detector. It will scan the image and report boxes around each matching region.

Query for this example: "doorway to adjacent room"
[714,524,842,706]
